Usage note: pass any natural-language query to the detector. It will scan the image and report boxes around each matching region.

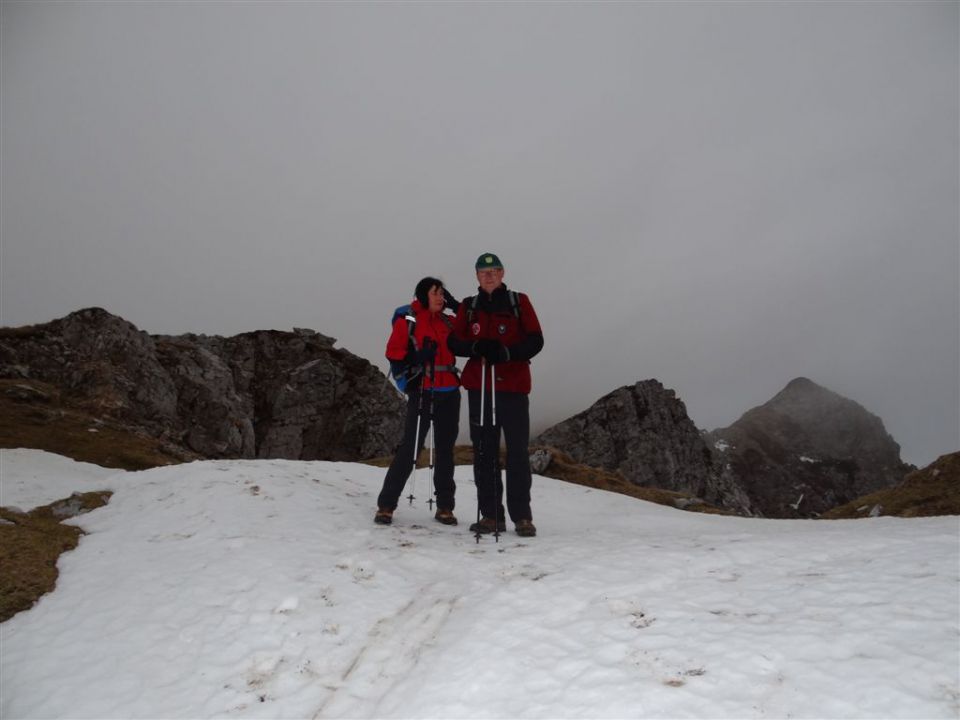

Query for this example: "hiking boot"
[469,517,507,534]
[515,519,537,537]
[434,509,458,526]
[374,508,393,525]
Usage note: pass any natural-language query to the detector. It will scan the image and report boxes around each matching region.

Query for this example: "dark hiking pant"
[377,387,460,512]
[468,389,532,523]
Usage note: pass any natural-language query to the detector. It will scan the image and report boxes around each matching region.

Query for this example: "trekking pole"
[492,369,499,428]
[491,368,499,542]
[480,356,486,427]
[427,350,437,511]
[475,358,486,542]
[407,372,427,506]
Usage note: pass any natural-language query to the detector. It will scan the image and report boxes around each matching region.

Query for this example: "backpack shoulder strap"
[508,290,520,319]
[465,295,479,323]
[391,304,410,325]
[390,303,419,351]
[403,311,419,351]
[465,292,520,320]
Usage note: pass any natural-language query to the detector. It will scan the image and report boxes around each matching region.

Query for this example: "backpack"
[387,304,455,392]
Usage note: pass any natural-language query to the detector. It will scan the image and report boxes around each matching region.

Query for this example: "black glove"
[473,339,506,365]
[442,288,460,312]
[405,342,436,366]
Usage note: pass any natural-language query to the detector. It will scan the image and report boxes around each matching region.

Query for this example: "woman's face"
[427,285,445,313]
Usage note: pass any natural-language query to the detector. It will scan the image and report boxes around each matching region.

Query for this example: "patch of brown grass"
[363,444,476,469]
[363,444,729,515]
[529,446,731,515]
[0,379,190,470]
[823,451,960,519]
[0,491,112,623]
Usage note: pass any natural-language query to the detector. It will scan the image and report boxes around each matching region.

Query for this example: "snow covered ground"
[1,448,958,719]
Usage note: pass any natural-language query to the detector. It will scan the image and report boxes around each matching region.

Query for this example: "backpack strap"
[396,304,453,342]
[508,290,520,319]
[403,312,419,351]
[465,291,521,321]
[388,304,421,392]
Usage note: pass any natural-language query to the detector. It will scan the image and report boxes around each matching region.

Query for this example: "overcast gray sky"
[2,1,957,466]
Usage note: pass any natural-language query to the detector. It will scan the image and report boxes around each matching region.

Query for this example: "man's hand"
[442,288,460,312]
[473,339,507,365]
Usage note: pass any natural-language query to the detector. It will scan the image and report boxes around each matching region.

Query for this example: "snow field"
[1,450,957,719]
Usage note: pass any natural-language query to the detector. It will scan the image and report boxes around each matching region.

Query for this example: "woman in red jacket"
[375,277,461,526]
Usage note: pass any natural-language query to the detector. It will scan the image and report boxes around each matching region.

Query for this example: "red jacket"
[385,300,460,390]
[449,285,543,394]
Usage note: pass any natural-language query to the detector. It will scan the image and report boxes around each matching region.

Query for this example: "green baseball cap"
[475,253,504,270]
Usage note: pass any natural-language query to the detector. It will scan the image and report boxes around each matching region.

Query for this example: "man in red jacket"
[447,253,544,537]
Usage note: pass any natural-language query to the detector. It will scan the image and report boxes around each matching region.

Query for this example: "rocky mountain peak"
[733,377,903,468]
[533,380,751,512]
[708,378,912,517]
[782,376,819,392]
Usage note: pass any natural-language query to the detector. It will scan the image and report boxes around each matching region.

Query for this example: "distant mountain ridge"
[0,308,404,463]
[536,377,915,518]
[706,377,915,517]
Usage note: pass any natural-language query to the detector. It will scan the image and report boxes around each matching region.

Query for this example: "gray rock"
[1,308,405,462]
[1,307,179,423]
[535,380,749,512]
[529,448,553,474]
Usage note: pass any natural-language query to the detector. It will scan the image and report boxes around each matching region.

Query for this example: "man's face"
[477,268,504,294]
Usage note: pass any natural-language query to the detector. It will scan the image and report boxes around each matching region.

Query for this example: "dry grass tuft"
[0,491,112,623]
[364,444,730,515]
[527,446,732,515]
[823,451,960,519]
[0,379,191,470]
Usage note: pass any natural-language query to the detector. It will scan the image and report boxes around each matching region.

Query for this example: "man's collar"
[477,283,508,299]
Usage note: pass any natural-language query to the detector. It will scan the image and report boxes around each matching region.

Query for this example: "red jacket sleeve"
[385,316,412,361]
[505,293,543,361]
[519,293,542,335]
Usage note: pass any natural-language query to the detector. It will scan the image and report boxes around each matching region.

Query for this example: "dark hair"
[414,277,443,308]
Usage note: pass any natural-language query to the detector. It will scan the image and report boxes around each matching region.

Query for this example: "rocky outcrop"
[0,308,405,461]
[534,380,752,513]
[535,376,913,518]
[706,377,913,517]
